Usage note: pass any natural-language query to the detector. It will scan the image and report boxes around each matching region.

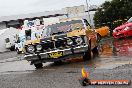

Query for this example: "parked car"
[24,19,99,68]
[113,17,132,38]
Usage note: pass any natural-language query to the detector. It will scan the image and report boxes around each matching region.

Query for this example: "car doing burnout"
[24,19,99,68]
[113,17,132,38]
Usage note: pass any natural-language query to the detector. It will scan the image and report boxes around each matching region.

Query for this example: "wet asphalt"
[0,37,132,88]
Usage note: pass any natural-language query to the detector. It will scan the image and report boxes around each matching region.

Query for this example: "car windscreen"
[127,17,132,22]
[42,20,84,36]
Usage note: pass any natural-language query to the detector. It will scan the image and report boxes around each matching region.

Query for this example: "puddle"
[94,38,132,69]
[99,38,132,58]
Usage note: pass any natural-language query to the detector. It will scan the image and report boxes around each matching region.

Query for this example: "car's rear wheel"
[83,40,91,60]
[92,46,99,58]
[34,63,43,69]
[97,33,101,42]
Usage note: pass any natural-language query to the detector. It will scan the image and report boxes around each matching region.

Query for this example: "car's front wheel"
[34,63,43,69]
[16,48,21,54]
[54,60,63,65]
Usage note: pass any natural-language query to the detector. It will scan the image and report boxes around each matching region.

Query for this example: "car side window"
[47,28,51,36]
[42,28,47,37]
[42,27,52,37]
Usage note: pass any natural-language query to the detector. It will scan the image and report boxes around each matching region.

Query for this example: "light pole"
[86,0,91,25]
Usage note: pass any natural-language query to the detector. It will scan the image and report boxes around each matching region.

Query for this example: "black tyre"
[97,33,101,42]
[54,60,63,65]
[10,46,15,51]
[16,48,21,54]
[83,40,91,60]
[92,46,99,58]
[34,63,43,69]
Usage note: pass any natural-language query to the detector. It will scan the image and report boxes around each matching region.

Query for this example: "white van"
[5,35,16,51]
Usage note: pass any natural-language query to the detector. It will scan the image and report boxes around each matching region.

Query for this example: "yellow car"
[24,19,99,68]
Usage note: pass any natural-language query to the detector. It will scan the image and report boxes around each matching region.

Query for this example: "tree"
[94,0,132,29]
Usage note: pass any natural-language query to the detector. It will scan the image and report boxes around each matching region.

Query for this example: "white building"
[62,5,97,27]
[0,5,97,30]
[0,5,97,52]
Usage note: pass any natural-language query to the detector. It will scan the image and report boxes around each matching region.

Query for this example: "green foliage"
[94,0,132,29]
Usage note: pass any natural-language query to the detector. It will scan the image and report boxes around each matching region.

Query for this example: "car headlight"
[67,38,73,45]
[27,45,35,53]
[75,37,83,45]
[124,26,130,30]
[36,44,42,51]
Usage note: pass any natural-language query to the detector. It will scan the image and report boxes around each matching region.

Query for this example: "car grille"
[116,29,122,32]
[39,35,86,52]
[116,34,124,37]
[40,37,55,51]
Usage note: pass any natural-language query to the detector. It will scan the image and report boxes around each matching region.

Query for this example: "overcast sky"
[0,0,107,17]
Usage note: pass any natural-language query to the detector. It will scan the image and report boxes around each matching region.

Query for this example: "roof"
[0,10,66,22]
